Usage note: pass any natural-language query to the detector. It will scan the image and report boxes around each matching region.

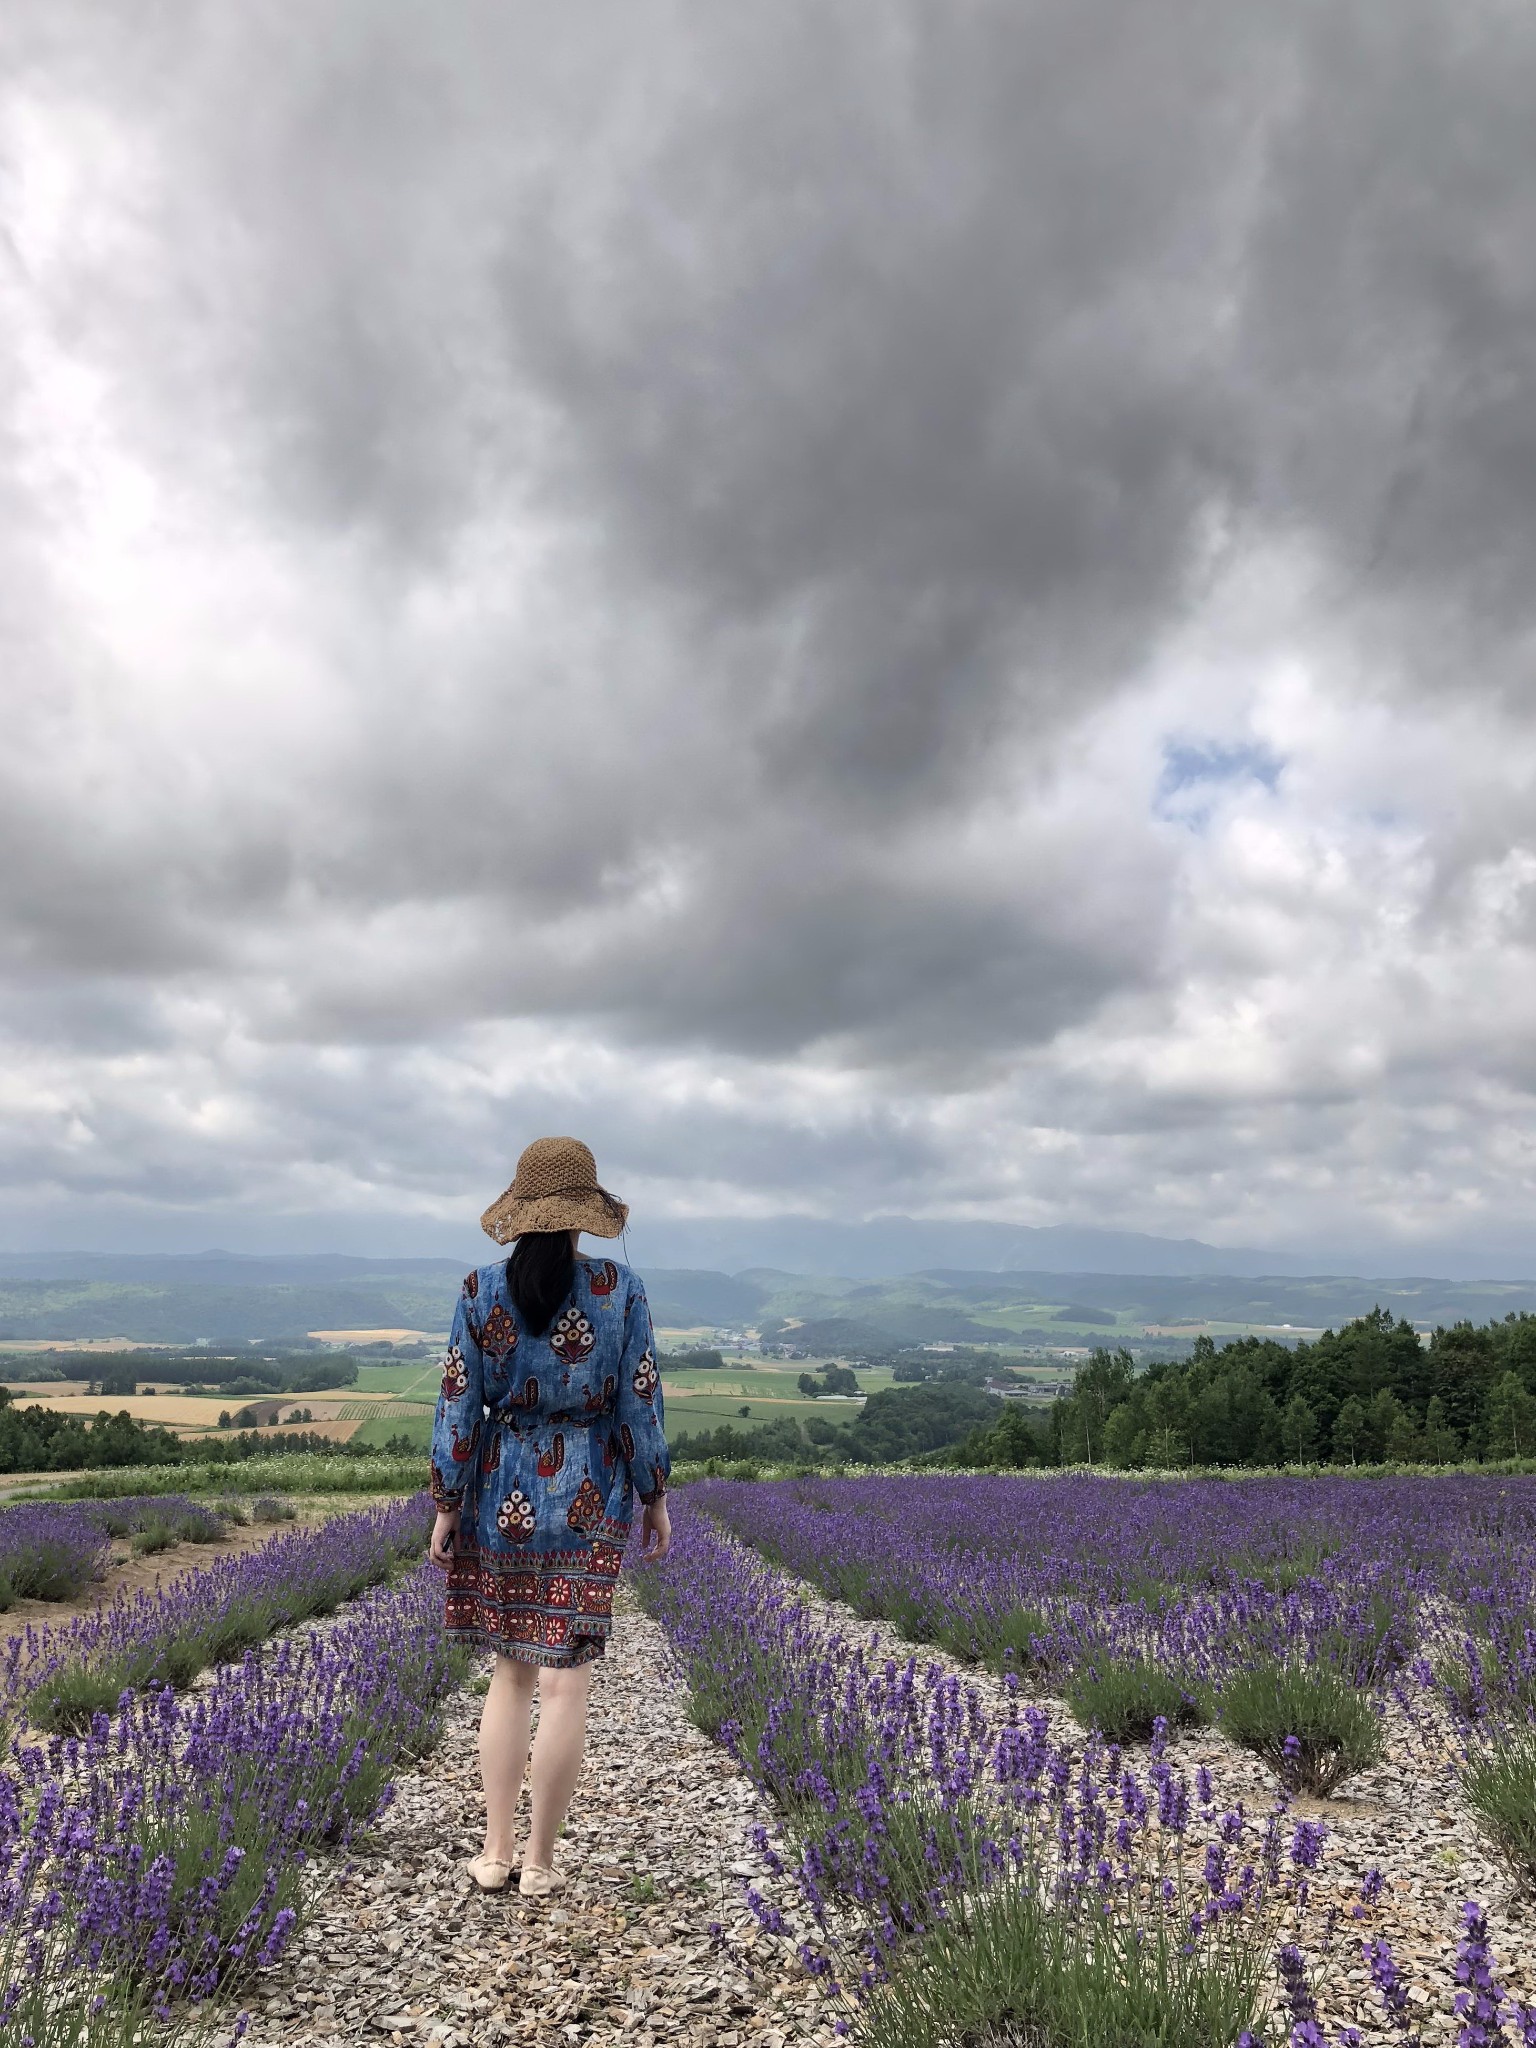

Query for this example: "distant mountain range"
[621,1215,1536,1284]
[3,1240,1536,1347]
[3,1214,1535,1285]
[621,1216,1303,1278]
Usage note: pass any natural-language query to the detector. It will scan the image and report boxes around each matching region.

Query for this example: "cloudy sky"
[3,0,1536,1268]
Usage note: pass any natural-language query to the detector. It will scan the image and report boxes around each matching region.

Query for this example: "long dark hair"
[508,1230,575,1338]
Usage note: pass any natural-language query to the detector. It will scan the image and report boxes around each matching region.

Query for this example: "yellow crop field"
[3,1391,233,1428]
[0,1390,380,1438]
[0,1338,150,1354]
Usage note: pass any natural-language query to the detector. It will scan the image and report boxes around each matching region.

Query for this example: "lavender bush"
[0,1494,238,1614]
[1063,1654,1209,1744]
[5,1494,433,1733]
[1219,1659,1382,1796]
[0,1505,111,1610]
[698,1473,1536,1803]
[81,1498,231,1545]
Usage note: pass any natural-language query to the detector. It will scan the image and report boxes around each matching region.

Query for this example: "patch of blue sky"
[1154,739,1285,829]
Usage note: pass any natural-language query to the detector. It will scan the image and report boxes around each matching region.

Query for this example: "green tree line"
[672,1380,1001,1467]
[90,1351,360,1397]
[955,1308,1536,1470]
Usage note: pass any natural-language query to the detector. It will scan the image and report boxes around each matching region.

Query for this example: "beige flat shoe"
[518,1863,566,1900]
[466,1855,515,1892]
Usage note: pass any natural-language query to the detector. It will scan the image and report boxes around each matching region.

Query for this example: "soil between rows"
[0,1502,361,1629]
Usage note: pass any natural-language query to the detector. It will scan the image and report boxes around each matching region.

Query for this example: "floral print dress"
[430,1255,671,1667]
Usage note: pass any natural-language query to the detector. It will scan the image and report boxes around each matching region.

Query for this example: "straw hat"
[480,1136,629,1244]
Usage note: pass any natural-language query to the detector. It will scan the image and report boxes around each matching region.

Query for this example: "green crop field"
[349,1373,863,1454]
[352,1359,443,1399]
[663,1390,844,1435]
[350,1410,433,1451]
[659,1360,889,1399]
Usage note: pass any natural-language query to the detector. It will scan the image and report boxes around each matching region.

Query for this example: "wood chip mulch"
[241,1595,837,2048]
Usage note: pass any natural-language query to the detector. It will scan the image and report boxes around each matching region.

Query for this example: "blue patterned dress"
[430,1255,671,1666]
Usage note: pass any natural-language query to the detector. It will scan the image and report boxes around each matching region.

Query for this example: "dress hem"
[448,1622,608,1669]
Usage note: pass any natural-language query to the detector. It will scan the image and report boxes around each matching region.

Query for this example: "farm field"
[3,1390,354,1433]
[351,1356,447,1396]
[350,1407,433,1448]
[351,1381,848,1453]
[659,1388,846,1428]
[15,1467,1536,2045]
[658,1359,879,1395]
[306,1326,445,1347]
[0,1360,448,1438]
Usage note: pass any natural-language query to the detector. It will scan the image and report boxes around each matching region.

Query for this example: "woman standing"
[427,1137,672,1896]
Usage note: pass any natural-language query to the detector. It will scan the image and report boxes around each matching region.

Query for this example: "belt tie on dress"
[491,1406,614,1433]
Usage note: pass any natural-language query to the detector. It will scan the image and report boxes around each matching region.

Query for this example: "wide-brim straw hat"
[480,1136,629,1244]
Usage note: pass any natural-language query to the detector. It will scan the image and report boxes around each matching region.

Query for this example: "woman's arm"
[615,1273,672,1516]
[429,1284,487,1543]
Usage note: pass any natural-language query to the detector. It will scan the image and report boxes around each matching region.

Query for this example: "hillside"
[3,1252,1536,1349]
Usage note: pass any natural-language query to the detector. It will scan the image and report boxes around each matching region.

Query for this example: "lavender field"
[10,1471,1536,2047]
[636,1473,1536,2045]
[0,1491,460,2048]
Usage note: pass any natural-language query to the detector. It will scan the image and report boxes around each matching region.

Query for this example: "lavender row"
[0,1561,470,2048]
[79,1494,233,1544]
[2,1493,434,1732]
[636,1491,1536,2046]
[0,1493,247,1613]
[695,1472,1536,1687]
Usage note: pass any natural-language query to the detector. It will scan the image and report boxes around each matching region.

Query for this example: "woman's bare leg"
[524,1661,593,1868]
[479,1655,537,1863]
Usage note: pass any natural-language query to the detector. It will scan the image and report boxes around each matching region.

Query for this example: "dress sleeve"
[429,1286,486,1511]
[616,1275,671,1505]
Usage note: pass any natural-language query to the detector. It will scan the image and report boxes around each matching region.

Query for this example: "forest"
[960,1307,1536,1469]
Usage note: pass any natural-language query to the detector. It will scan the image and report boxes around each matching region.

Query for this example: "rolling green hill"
[3,1253,1534,1351]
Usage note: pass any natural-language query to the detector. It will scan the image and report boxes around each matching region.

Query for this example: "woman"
[428,1136,672,1897]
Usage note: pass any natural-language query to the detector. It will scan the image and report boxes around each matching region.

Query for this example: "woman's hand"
[639,1496,671,1561]
[429,1508,461,1570]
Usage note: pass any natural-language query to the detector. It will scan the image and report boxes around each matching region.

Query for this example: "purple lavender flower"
[1453,1901,1507,2048]
[1290,1820,1326,1871]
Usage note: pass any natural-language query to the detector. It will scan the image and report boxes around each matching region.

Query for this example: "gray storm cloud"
[1,0,1535,1252]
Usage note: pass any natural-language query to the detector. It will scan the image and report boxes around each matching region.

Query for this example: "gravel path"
[242,1595,837,2048]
